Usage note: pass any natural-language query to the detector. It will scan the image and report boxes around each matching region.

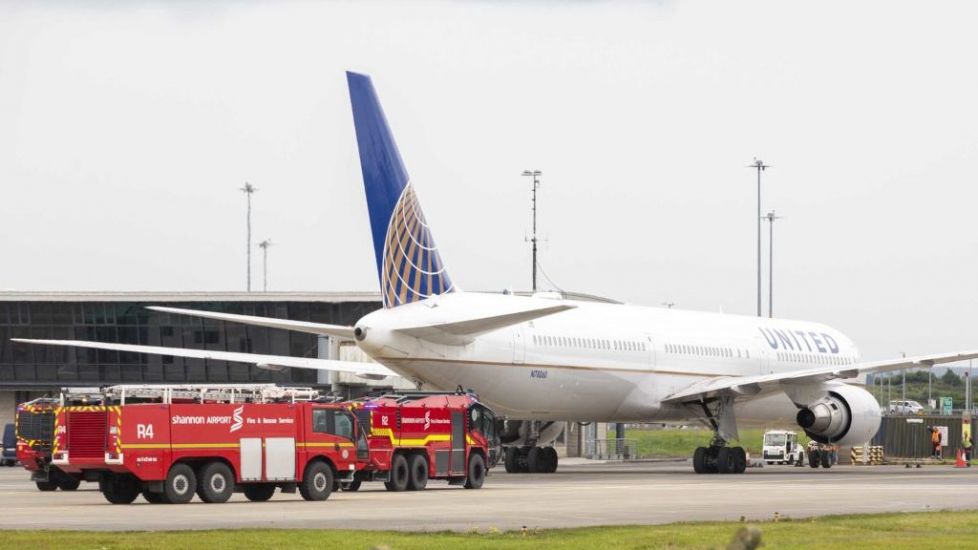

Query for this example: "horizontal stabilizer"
[392,294,576,344]
[12,339,395,379]
[147,306,356,340]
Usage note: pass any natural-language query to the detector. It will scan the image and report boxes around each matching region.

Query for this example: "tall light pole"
[521,170,542,293]
[258,239,273,292]
[748,159,769,317]
[964,359,974,413]
[763,210,782,318]
[900,351,906,401]
[240,182,258,292]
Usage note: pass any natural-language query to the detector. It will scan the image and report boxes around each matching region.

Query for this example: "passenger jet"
[16,72,978,475]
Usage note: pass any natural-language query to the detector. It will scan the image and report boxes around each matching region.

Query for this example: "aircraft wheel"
[693,447,708,474]
[504,447,521,473]
[808,450,821,468]
[527,446,544,473]
[716,447,736,474]
[820,450,833,469]
[542,447,558,473]
[732,447,747,474]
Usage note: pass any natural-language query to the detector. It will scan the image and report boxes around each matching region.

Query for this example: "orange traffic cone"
[955,448,967,468]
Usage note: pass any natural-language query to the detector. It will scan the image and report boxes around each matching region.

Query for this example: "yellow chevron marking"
[370,427,452,447]
[297,442,355,448]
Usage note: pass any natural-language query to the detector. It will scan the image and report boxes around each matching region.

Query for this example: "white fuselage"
[355,292,863,424]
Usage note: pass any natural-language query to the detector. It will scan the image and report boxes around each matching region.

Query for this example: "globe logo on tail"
[382,183,453,308]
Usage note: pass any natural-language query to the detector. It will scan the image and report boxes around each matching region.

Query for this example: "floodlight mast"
[258,239,273,292]
[764,210,782,318]
[748,159,769,317]
[240,182,258,292]
[521,170,542,293]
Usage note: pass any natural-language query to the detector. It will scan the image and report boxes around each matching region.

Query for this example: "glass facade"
[0,299,381,388]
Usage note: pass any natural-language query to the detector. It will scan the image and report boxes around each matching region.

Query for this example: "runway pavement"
[0,461,976,531]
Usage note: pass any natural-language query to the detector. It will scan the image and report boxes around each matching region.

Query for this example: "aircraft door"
[645,334,655,368]
[512,327,526,364]
[753,335,773,374]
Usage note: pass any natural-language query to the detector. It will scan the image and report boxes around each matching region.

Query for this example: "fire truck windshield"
[312,408,355,441]
[470,405,499,446]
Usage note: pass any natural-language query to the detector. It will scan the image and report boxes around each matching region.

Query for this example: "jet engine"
[795,384,881,446]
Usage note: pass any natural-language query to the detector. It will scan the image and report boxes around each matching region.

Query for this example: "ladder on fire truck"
[61,384,321,405]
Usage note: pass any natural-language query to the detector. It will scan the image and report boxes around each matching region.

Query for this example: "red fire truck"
[51,384,499,504]
[345,391,500,492]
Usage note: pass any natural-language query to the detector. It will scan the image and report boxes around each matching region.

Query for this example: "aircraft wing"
[147,306,355,340]
[663,350,978,404]
[12,338,395,379]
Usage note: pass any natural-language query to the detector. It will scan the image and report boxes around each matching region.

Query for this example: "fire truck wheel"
[342,480,362,492]
[56,475,81,491]
[164,463,197,504]
[542,447,559,473]
[243,484,277,502]
[35,480,58,492]
[142,491,166,504]
[299,461,334,501]
[407,454,429,491]
[197,462,235,503]
[101,475,140,504]
[385,453,410,492]
[464,453,486,489]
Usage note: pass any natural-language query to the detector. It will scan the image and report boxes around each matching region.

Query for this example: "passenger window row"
[531,335,647,353]
[665,343,748,360]
[777,351,854,366]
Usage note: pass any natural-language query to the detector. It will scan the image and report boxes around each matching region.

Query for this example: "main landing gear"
[504,446,558,473]
[692,439,747,474]
[690,396,747,474]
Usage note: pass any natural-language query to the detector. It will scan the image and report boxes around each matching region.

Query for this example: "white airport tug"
[761,430,805,466]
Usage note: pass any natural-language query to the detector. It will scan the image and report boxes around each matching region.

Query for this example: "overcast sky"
[1,1,976,361]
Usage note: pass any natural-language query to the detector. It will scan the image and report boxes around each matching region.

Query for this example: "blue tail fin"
[347,72,455,308]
